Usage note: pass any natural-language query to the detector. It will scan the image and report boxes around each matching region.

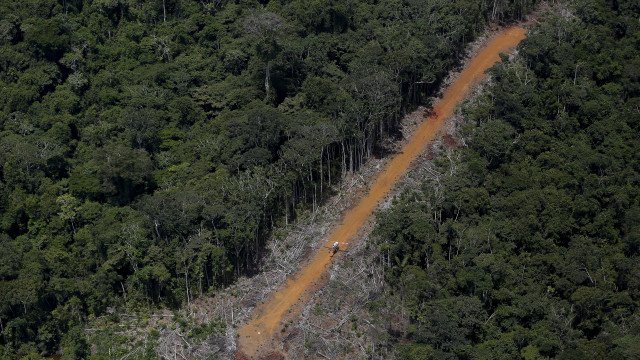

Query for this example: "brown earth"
[237,25,527,359]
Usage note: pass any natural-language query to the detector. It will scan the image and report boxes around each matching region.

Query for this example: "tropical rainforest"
[374,0,640,359]
[0,0,540,357]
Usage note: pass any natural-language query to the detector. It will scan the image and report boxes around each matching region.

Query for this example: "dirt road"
[237,26,527,358]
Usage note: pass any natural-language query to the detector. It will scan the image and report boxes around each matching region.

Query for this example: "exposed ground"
[237,26,528,359]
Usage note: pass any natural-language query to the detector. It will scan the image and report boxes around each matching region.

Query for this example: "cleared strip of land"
[238,26,527,358]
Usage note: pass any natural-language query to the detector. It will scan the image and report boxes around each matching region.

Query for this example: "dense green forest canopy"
[0,0,537,357]
[373,1,640,358]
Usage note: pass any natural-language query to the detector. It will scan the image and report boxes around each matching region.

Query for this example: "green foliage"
[374,1,640,358]
[0,0,536,356]
[187,320,224,341]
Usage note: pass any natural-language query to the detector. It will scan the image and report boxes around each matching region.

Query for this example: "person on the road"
[332,241,339,254]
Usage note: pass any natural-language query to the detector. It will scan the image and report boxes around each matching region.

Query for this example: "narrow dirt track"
[237,26,527,358]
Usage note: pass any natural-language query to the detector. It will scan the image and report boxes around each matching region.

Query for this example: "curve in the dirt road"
[237,25,527,358]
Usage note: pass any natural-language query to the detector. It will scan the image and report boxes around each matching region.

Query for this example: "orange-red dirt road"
[237,26,527,358]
